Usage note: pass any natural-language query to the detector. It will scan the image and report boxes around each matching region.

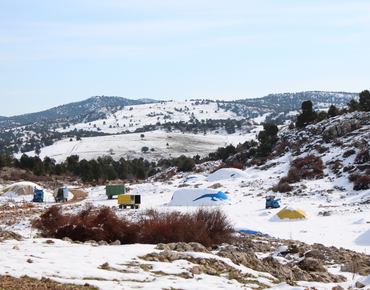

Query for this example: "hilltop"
[0,91,358,159]
[1,98,370,289]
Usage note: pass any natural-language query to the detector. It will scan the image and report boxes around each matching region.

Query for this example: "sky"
[1,0,369,117]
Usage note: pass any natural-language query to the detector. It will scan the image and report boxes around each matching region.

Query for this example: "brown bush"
[330,159,342,174]
[348,172,361,183]
[276,154,324,187]
[290,154,324,180]
[354,149,370,164]
[343,149,356,158]
[273,181,293,193]
[353,175,370,191]
[31,204,139,244]
[31,206,234,247]
[316,145,329,154]
[139,208,233,247]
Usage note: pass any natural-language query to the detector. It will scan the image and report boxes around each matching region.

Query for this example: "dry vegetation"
[31,205,234,247]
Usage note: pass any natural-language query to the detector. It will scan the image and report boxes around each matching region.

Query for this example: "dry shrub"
[290,154,324,180]
[316,145,329,154]
[31,204,139,244]
[273,181,293,193]
[275,154,324,189]
[139,208,233,247]
[330,159,342,174]
[348,172,361,183]
[32,206,233,247]
[353,175,370,191]
[343,149,356,158]
[354,149,370,164]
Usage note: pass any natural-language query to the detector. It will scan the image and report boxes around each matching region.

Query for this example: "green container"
[106,185,126,199]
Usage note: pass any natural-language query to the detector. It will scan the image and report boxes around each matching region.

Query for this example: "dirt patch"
[0,275,98,289]
[58,189,88,205]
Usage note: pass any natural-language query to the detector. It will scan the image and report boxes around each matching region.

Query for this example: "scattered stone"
[62,237,73,243]
[297,258,327,272]
[110,240,121,246]
[355,281,366,288]
[98,240,109,246]
[208,183,222,189]
[84,240,97,245]
[13,245,20,250]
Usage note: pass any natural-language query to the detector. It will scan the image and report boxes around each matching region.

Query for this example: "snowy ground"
[16,129,259,163]
[1,159,370,289]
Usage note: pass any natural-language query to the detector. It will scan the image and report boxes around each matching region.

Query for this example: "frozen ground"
[16,129,259,163]
[1,161,370,289]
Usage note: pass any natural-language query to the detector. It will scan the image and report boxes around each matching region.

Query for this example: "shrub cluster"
[343,149,356,158]
[273,154,324,193]
[348,172,370,191]
[31,205,139,244]
[354,149,370,164]
[31,206,234,247]
[353,175,370,191]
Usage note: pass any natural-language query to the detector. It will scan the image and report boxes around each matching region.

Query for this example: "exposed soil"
[55,189,88,206]
[0,275,98,289]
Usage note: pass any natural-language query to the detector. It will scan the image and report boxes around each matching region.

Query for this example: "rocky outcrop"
[149,239,352,284]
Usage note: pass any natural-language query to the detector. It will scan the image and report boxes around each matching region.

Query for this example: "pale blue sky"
[1,0,369,117]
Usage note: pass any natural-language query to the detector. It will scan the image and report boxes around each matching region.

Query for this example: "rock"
[323,211,331,216]
[62,237,73,243]
[292,267,311,281]
[263,256,294,281]
[188,242,210,253]
[218,245,264,270]
[309,272,346,283]
[98,240,109,246]
[355,281,366,288]
[155,243,171,251]
[208,183,222,189]
[190,265,205,274]
[305,249,326,260]
[84,240,97,245]
[340,261,362,273]
[297,258,327,272]
[12,245,20,250]
[110,240,121,245]
[175,242,193,252]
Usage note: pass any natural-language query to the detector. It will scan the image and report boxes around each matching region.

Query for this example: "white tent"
[166,188,230,206]
[205,168,249,182]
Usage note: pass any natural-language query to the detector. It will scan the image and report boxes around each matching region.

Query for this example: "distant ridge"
[0,96,156,128]
[0,91,359,129]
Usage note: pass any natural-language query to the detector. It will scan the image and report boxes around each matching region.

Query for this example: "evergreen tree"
[328,105,339,118]
[347,98,360,112]
[359,90,370,111]
[296,100,318,128]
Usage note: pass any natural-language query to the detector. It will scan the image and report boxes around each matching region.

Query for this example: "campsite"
[1,161,370,289]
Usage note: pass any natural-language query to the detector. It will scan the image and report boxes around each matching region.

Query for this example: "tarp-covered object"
[166,188,230,206]
[269,206,308,222]
[1,182,42,197]
[355,229,370,246]
[205,168,249,181]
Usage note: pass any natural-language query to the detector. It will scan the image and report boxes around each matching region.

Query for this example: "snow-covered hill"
[2,110,370,289]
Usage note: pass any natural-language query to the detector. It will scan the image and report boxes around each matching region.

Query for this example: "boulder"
[297,258,326,272]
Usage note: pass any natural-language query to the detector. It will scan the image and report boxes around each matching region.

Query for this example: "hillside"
[0,91,358,157]
[1,108,370,289]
